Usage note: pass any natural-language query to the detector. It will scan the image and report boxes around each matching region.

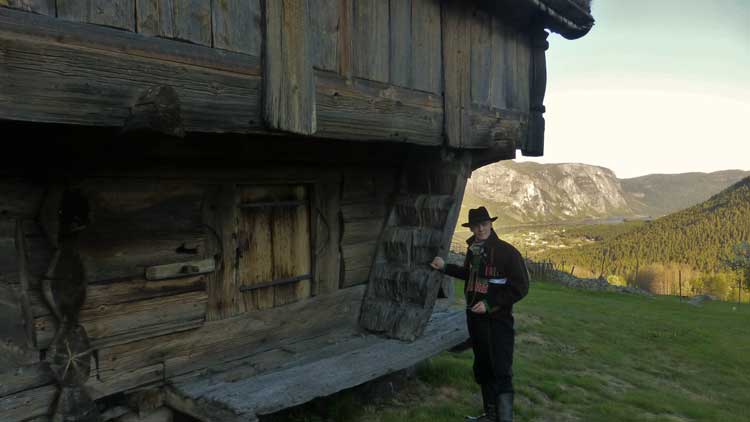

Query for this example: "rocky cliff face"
[467,161,632,224]
[465,161,750,225]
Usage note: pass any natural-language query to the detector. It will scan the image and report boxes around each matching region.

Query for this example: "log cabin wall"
[0,132,415,421]
[0,0,535,151]
[0,0,569,418]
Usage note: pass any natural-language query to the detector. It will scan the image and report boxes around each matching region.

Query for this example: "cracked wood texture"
[263,0,316,135]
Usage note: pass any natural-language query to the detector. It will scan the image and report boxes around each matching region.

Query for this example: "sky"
[516,0,750,178]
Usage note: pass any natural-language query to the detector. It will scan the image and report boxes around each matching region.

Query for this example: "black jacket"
[444,230,529,318]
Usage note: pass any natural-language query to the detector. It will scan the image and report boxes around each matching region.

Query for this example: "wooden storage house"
[0,0,593,421]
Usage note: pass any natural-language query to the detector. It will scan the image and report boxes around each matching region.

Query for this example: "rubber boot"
[465,385,498,421]
[497,392,513,422]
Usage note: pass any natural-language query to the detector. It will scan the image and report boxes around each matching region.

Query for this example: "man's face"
[470,220,493,241]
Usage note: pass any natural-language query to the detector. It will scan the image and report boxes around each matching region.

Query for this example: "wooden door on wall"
[237,185,312,310]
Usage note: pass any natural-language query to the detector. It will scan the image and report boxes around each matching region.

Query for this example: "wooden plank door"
[237,185,312,311]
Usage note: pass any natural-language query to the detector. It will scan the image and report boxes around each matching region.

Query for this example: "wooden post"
[14,219,35,349]
[525,27,549,156]
[679,270,682,302]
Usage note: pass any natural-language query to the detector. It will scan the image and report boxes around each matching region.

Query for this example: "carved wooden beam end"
[470,123,519,170]
[525,28,549,157]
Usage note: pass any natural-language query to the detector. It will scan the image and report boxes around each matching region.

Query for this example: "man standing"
[431,206,529,422]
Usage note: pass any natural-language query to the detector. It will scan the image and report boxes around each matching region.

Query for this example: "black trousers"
[466,311,515,395]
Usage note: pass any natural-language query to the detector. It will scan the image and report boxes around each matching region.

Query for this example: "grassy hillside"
[546,177,750,274]
[266,281,750,422]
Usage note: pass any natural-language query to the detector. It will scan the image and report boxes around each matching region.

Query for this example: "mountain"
[621,170,750,217]
[548,176,750,273]
[465,161,750,225]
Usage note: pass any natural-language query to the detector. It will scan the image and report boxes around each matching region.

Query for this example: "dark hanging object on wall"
[38,186,102,421]
[122,85,185,138]
[48,325,101,422]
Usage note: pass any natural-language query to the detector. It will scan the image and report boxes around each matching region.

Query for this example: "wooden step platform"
[164,308,468,422]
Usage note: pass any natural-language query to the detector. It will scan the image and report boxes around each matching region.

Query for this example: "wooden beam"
[78,232,209,282]
[144,258,215,281]
[312,172,341,295]
[57,0,136,31]
[0,0,54,15]
[351,0,389,83]
[94,286,365,383]
[0,384,57,422]
[172,0,211,46]
[468,105,528,152]
[166,309,467,420]
[14,219,35,349]
[316,71,443,145]
[442,1,472,147]
[204,184,242,320]
[0,8,261,133]
[34,290,207,349]
[165,388,254,422]
[87,363,165,400]
[388,0,413,88]
[263,0,316,135]
[308,0,340,72]
[410,0,442,93]
[136,0,175,38]
[107,407,173,422]
[212,0,262,55]
[0,363,53,398]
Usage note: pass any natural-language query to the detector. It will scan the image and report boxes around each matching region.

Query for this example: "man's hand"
[470,301,487,314]
[430,256,445,271]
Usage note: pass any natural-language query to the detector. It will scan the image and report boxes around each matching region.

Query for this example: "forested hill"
[549,176,750,273]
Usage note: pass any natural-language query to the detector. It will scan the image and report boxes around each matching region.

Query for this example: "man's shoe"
[497,393,513,422]
[465,384,498,421]
[464,412,497,422]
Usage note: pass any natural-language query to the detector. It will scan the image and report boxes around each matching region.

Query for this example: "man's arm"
[444,260,469,281]
[431,254,470,281]
[485,248,529,310]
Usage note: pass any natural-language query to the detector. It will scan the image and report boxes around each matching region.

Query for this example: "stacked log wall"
[1,1,535,149]
[0,157,403,421]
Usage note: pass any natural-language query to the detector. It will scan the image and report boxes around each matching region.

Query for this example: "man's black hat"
[461,206,498,228]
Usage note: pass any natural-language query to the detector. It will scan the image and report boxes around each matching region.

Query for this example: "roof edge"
[526,0,595,39]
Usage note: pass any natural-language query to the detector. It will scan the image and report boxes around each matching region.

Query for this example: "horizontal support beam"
[315,71,444,146]
[0,9,262,133]
[166,309,468,420]
[0,8,531,151]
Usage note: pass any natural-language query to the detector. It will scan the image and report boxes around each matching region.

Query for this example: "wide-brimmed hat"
[461,206,497,227]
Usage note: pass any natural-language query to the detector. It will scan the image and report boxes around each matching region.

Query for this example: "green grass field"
[267,281,750,422]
